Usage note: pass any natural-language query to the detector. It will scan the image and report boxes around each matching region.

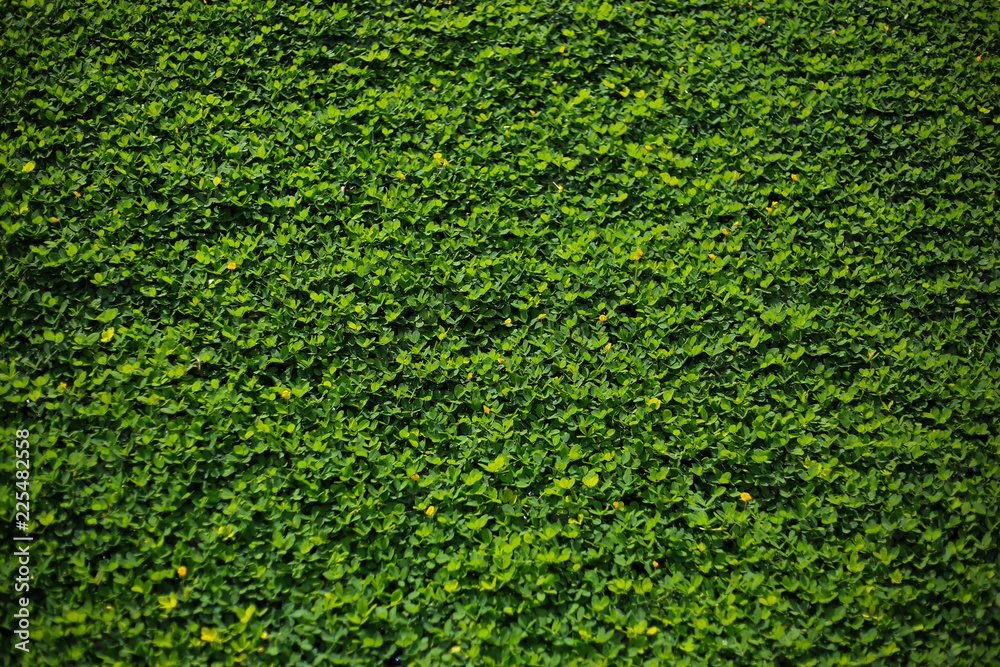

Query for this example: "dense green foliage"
[3,0,1000,664]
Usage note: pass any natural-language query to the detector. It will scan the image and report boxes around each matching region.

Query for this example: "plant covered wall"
[2,0,999,664]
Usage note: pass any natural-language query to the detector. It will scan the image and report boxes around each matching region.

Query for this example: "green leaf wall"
[2,0,999,664]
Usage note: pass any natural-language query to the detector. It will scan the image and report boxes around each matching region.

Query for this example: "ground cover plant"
[2,0,1000,664]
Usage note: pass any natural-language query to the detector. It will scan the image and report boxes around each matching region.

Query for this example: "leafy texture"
[2,0,999,665]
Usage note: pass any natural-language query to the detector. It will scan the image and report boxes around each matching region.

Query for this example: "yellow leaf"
[201,627,220,643]
[158,592,178,611]
[212,176,221,186]
[22,161,35,172]
[583,473,599,488]
[238,604,256,624]
[100,327,115,342]
[444,580,458,592]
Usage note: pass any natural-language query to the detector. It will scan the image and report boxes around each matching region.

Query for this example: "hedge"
[2,0,999,665]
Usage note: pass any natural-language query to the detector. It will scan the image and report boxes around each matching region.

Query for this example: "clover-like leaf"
[484,454,506,473]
